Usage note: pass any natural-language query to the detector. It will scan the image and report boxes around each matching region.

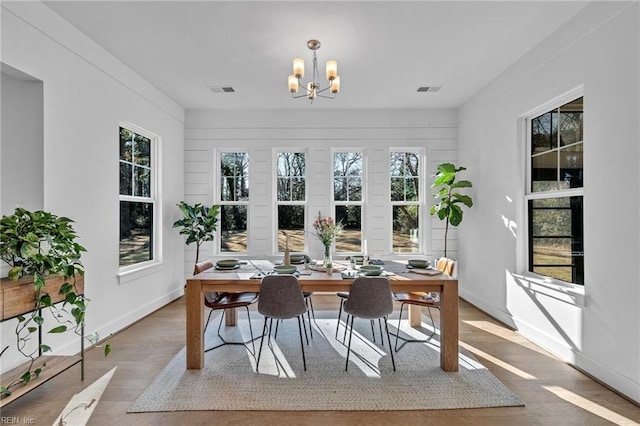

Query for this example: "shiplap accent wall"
[183,109,457,275]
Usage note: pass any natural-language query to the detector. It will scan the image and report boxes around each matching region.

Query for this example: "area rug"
[129,313,524,412]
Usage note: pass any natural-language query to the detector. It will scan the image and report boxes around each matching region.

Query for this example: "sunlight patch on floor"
[459,341,537,380]
[543,385,640,426]
[52,366,117,426]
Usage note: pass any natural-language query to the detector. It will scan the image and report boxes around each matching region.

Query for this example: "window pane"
[529,196,583,284]
[221,152,249,201]
[559,97,583,146]
[531,111,557,154]
[390,152,404,177]
[119,201,153,267]
[277,205,305,252]
[392,205,419,253]
[405,153,419,177]
[120,163,132,195]
[221,205,247,252]
[277,177,290,201]
[559,143,583,189]
[120,128,132,161]
[134,134,150,167]
[348,177,362,201]
[291,177,306,201]
[334,177,347,201]
[405,177,419,201]
[390,177,405,201]
[531,151,558,192]
[335,205,361,252]
[133,166,151,197]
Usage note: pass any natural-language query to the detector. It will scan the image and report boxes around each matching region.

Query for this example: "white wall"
[1,65,44,214]
[1,2,185,371]
[183,109,457,273]
[458,2,640,402]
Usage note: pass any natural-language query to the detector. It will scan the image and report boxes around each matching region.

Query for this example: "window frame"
[273,149,307,255]
[216,150,250,254]
[389,148,424,255]
[524,88,584,286]
[332,149,365,255]
[118,122,161,275]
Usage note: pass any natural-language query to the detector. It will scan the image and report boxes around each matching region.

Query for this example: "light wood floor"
[2,295,639,425]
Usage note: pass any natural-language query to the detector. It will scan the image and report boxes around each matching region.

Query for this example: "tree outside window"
[220,152,249,253]
[333,152,363,253]
[390,151,420,253]
[276,152,306,252]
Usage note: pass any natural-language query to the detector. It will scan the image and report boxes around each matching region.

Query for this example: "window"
[390,151,421,253]
[276,152,306,252]
[333,152,363,253]
[527,96,584,284]
[119,125,157,268]
[219,152,249,253]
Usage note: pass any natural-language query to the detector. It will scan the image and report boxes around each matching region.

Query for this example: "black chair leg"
[378,319,384,346]
[305,298,314,339]
[335,299,344,339]
[345,315,355,371]
[384,316,396,371]
[256,317,268,372]
[297,316,307,371]
[245,306,256,355]
[394,302,436,353]
[370,320,376,343]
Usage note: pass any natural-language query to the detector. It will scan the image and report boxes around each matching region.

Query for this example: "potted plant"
[430,163,473,258]
[172,202,220,274]
[0,207,110,399]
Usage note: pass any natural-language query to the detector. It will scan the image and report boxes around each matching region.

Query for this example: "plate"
[273,265,298,274]
[216,259,240,268]
[408,259,430,268]
[359,265,383,276]
[215,264,240,270]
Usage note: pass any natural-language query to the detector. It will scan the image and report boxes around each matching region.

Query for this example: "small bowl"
[216,259,240,268]
[359,265,383,276]
[408,259,430,269]
[273,265,298,274]
[289,254,307,264]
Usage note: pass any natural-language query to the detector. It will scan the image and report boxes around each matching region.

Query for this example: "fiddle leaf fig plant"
[173,202,220,274]
[430,163,473,257]
[0,207,110,398]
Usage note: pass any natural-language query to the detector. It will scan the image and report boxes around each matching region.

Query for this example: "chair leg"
[335,299,344,339]
[394,302,436,353]
[216,308,226,338]
[370,320,376,343]
[378,319,384,346]
[305,297,314,339]
[345,315,355,371]
[244,305,256,355]
[256,317,268,372]
[384,316,396,371]
[342,314,350,344]
[204,308,215,333]
[297,316,307,371]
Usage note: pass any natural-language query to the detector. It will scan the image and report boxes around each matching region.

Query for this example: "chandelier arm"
[316,93,337,99]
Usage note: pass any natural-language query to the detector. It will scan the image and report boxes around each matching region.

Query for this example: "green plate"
[216,259,240,268]
[273,265,298,274]
[359,265,383,276]
[408,259,430,269]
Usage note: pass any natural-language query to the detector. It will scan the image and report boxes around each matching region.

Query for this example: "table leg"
[225,308,237,326]
[407,304,422,327]
[440,281,459,372]
[186,280,204,369]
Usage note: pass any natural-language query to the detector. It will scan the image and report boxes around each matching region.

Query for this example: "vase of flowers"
[312,212,343,269]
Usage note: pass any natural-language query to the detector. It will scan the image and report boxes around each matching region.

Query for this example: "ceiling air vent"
[209,86,235,93]
[417,86,442,93]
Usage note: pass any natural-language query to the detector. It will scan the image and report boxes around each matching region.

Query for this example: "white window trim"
[521,86,584,290]
[117,121,162,280]
[389,148,425,255]
[332,148,365,255]
[273,149,307,255]
[215,149,250,255]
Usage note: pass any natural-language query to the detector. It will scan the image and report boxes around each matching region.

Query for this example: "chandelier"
[288,39,340,103]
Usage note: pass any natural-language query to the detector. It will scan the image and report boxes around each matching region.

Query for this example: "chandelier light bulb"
[326,60,337,81]
[288,75,299,93]
[331,76,341,94]
[293,58,305,79]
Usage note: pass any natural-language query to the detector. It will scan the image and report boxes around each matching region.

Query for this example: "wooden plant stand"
[0,274,85,408]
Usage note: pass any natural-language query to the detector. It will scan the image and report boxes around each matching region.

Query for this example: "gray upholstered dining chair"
[343,277,396,372]
[256,274,309,371]
[392,257,456,352]
[194,261,259,354]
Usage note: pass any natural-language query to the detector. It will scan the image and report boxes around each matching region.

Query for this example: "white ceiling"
[44,1,589,110]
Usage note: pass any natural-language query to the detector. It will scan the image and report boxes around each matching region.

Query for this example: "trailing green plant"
[430,163,473,257]
[173,202,220,274]
[0,207,110,397]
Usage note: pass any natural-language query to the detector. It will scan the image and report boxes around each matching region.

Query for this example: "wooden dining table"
[185,260,459,372]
